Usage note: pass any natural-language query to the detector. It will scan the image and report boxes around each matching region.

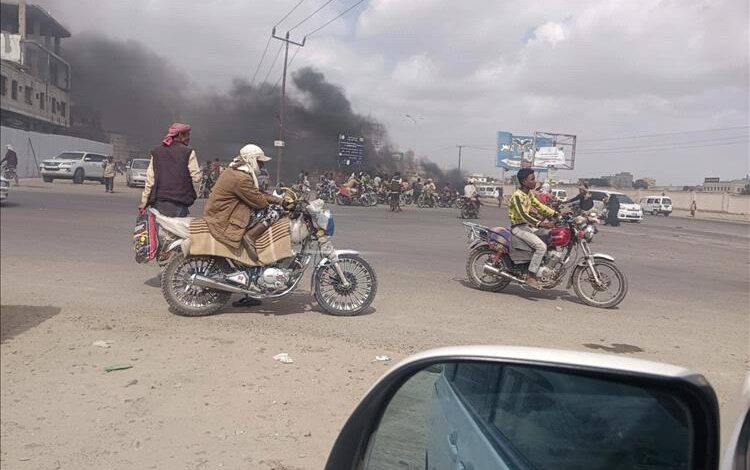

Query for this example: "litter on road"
[104,364,133,372]
[273,353,294,364]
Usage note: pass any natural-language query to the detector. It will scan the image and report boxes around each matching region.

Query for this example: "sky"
[37,0,749,185]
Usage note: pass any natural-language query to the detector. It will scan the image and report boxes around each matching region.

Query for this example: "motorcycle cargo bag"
[133,209,159,263]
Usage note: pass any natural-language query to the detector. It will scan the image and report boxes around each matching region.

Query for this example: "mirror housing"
[325,346,720,470]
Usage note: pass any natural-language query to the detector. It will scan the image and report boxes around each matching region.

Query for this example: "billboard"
[496,131,576,171]
[338,134,365,167]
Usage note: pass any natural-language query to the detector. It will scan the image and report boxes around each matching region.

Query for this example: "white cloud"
[35,0,750,183]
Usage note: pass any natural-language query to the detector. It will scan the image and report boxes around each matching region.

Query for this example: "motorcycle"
[416,192,436,208]
[317,182,338,203]
[336,186,377,206]
[459,197,479,219]
[2,164,16,183]
[462,213,627,308]
[152,189,378,317]
[399,189,414,206]
[437,193,457,208]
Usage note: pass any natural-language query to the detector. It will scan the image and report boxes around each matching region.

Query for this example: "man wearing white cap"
[204,144,283,258]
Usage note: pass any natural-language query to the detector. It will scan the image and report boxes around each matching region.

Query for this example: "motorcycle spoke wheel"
[163,255,231,316]
[315,255,377,316]
[466,248,509,292]
[572,260,628,308]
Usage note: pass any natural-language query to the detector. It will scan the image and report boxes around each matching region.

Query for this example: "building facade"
[701,176,750,193]
[1,1,71,131]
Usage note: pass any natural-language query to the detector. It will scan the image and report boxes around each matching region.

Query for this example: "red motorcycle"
[463,213,627,308]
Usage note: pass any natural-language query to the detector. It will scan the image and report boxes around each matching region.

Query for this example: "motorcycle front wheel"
[466,247,510,292]
[571,259,628,308]
[314,254,377,316]
[336,194,348,206]
[162,254,231,316]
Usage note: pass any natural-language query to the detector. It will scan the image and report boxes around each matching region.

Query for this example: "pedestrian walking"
[493,186,504,207]
[690,200,697,217]
[139,122,203,216]
[102,155,119,193]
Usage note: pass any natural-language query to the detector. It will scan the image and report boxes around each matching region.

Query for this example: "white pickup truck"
[40,151,108,184]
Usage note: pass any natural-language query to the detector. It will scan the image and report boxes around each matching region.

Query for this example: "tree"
[633,179,649,189]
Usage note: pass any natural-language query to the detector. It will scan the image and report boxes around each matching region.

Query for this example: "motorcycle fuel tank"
[549,227,572,247]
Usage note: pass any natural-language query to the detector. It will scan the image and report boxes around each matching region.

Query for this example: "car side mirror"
[83,157,91,162]
[326,346,721,470]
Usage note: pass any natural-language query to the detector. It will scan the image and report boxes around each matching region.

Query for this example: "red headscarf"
[162,122,192,146]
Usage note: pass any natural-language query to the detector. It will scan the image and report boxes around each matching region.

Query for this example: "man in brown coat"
[203,144,282,252]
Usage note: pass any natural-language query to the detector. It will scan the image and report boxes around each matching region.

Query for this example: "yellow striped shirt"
[508,189,556,227]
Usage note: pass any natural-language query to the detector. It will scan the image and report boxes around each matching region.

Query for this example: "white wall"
[1,126,113,178]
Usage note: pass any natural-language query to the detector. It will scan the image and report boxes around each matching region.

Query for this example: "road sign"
[338,134,365,167]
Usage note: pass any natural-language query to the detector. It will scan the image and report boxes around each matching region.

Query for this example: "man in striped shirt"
[508,168,557,289]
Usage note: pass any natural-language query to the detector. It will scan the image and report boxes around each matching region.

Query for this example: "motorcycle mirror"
[325,346,720,470]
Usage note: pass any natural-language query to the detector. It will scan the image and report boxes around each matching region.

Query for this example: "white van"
[551,188,567,200]
[639,196,673,216]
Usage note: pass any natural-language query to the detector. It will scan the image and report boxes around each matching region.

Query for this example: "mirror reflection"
[365,361,693,470]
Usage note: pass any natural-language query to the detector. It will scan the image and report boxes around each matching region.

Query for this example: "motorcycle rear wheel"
[466,247,510,292]
[572,259,628,308]
[162,254,231,317]
[314,254,377,316]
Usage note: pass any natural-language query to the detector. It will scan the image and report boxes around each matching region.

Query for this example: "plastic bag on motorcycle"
[133,209,159,263]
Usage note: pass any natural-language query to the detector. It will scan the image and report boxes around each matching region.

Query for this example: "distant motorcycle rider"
[1,144,19,185]
[508,168,557,290]
[567,183,594,213]
[389,172,402,212]
[423,178,436,204]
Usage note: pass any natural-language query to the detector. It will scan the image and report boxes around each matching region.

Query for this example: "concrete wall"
[1,126,113,178]
[549,185,749,215]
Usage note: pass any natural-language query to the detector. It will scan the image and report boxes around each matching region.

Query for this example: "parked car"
[590,190,643,222]
[126,158,150,187]
[640,196,673,216]
[325,346,749,470]
[40,151,108,184]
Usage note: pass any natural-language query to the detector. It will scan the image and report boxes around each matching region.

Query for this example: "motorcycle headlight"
[584,224,596,242]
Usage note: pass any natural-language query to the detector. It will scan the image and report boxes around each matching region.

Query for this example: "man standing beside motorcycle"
[389,172,403,212]
[423,178,436,205]
[508,168,557,290]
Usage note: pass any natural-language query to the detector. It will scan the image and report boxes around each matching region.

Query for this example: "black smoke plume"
[61,34,402,180]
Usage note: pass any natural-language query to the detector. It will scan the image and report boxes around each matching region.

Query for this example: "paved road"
[1,181,748,469]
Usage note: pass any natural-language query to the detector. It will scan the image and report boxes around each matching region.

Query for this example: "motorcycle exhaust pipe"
[191,274,251,294]
[483,263,525,283]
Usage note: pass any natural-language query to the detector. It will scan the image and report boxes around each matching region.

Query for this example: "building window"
[24,86,33,104]
[0,75,6,96]
[59,101,67,117]
[51,97,57,114]
[11,80,18,100]
[39,92,45,110]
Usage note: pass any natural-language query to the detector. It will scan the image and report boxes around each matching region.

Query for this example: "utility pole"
[271,28,305,184]
[457,145,465,173]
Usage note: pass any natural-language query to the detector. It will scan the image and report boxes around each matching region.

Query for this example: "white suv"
[40,151,108,184]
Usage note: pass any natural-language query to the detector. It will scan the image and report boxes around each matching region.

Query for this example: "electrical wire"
[307,0,367,38]
[577,139,749,155]
[578,135,750,152]
[250,35,273,87]
[579,125,749,143]
[289,0,336,31]
[274,0,308,27]
[262,43,284,84]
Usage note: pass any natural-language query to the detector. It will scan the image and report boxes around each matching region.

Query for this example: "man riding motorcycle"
[423,178,437,205]
[508,168,558,290]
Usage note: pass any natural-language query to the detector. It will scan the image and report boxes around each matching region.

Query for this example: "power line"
[307,0,367,37]
[250,34,273,87]
[276,46,302,87]
[577,139,749,155]
[289,0,336,31]
[579,135,750,152]
[274,0,308,27]
[262,42,284,84]
[579,125,749,143]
